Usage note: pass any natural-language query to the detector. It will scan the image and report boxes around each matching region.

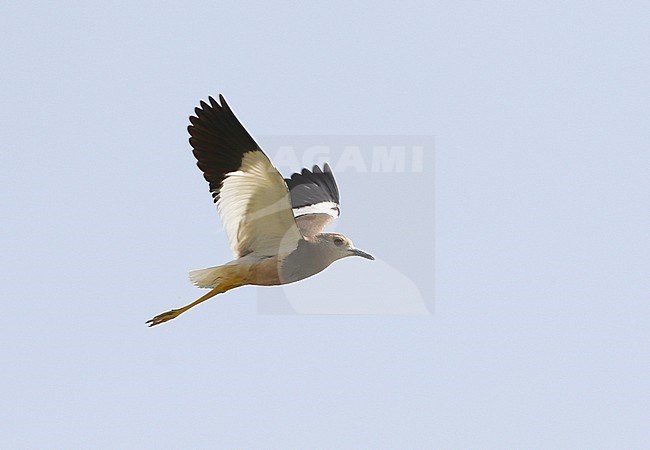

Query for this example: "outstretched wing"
[285,163,341,237]
[189,95,303,258]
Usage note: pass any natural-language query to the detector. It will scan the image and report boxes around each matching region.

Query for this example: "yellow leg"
[146,277,245,327]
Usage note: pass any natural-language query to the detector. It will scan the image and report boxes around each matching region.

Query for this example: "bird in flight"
[147,95,374,326]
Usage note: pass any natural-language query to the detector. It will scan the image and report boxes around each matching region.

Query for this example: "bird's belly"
[248,257,282,286]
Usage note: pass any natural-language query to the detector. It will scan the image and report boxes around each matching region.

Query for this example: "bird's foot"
[146,309,183,327]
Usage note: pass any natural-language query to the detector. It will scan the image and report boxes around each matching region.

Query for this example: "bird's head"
[318,233,375,262]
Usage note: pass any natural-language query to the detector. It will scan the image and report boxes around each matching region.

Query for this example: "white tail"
[189,263,244,288]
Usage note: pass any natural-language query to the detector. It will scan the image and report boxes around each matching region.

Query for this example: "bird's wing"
[285,164,341,237]
[189,95,303,258]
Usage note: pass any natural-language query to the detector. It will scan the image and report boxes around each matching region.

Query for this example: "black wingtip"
[285,162,341,208]
[188,93,260,202]
[195,95,225,114]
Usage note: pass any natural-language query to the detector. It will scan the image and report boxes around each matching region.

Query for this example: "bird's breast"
[277,240,333,285]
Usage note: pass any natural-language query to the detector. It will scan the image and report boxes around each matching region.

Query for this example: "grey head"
[314,232,375,262]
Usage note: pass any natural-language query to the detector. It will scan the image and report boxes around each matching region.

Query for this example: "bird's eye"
[334,237,344,246]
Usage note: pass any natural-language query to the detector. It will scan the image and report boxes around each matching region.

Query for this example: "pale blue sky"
[2,1,649,448]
